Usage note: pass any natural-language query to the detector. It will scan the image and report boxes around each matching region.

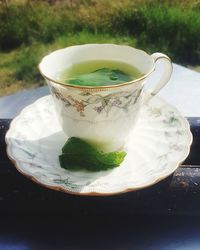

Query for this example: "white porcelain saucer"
[6,95,192,196]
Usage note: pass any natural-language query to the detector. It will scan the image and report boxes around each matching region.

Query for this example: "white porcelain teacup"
[39,44,172,152]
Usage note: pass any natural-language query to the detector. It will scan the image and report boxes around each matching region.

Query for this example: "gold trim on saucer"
[5,95,192,197]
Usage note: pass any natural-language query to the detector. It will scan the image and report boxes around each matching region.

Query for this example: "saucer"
[6,95,192,196]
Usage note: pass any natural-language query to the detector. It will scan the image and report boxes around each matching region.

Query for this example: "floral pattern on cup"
[50,86,142,117]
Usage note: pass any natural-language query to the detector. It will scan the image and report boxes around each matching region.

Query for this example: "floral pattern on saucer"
[6,95,192,195]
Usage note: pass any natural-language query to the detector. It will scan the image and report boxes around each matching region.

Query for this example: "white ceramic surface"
[39,44,172,151]
[6,95,192,196]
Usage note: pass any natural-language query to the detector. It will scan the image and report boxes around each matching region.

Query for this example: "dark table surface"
[1,88,200,250]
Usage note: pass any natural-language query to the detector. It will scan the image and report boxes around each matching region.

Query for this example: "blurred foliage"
[0,0,199,95]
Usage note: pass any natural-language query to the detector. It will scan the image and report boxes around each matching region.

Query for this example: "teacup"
[39,44,172,152]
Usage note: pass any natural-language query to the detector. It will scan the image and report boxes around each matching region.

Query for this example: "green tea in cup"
[57,60,143,86]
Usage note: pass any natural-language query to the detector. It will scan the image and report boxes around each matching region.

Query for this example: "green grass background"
[0,0,200,96]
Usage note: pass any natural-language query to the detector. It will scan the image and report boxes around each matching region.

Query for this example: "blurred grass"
[0,32,135,95]
[0,0,200,96]
[114,3,200,64]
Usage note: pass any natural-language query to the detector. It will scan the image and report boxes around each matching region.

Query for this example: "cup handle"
[143,52,173,104]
